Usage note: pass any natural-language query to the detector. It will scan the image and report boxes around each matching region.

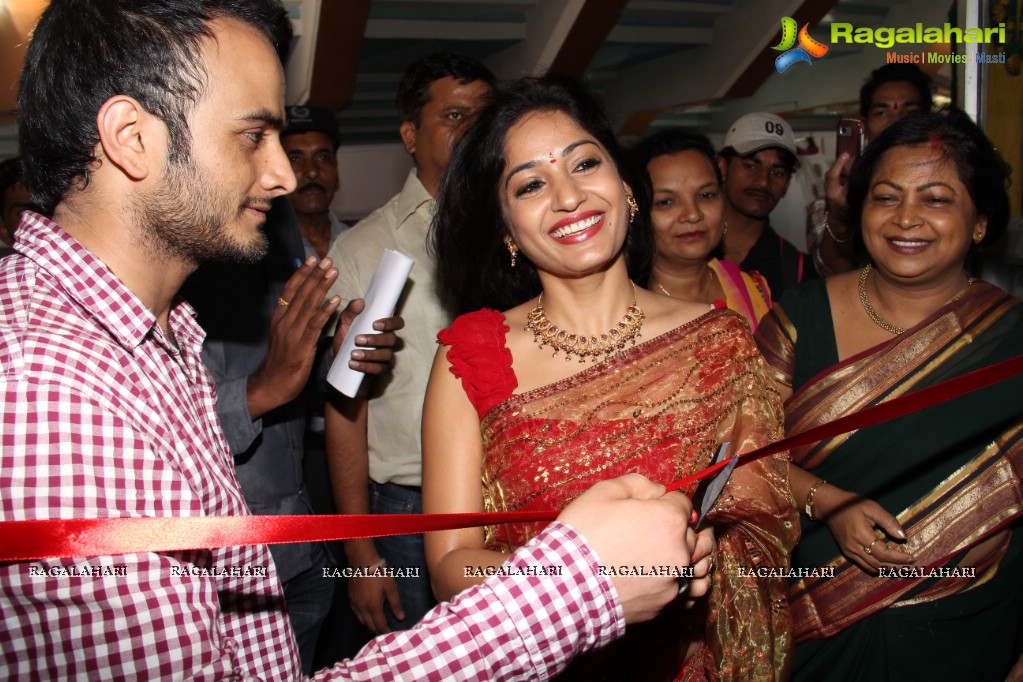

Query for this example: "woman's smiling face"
[647,149,724,267]
[861,144,986,286]
[499,109,631,279]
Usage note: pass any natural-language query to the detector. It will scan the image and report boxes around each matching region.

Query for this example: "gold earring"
[973,231,984,244]
[626,194,638,223]
[504,236,519,267]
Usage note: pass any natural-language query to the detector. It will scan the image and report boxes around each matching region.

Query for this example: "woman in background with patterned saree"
[421,75,798,681]
[754,111,1023,681]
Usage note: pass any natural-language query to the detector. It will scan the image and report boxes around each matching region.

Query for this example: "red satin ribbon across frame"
[2,354,1022,563]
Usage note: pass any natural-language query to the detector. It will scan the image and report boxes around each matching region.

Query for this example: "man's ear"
[95,95,159,181]
[399,120,417,156]
[331,153,341,192]
[716,155,728,181]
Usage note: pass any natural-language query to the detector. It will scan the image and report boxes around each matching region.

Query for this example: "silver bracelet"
[815,201,851,244]
[824,219,851,244]
[365,558,387,572]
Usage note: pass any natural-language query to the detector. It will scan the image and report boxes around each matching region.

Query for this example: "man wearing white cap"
[717,112,816,300]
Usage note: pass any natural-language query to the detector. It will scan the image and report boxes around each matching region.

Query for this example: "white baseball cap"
[722,112,799,167]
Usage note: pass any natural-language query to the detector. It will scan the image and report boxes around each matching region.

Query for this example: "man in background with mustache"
[282,105,350,259]
[717,112,816,300]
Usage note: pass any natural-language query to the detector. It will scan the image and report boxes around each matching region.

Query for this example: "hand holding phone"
[835,117,865,181]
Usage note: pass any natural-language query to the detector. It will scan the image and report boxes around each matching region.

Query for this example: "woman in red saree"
[422,75,797,681]
[755,111,1023,681]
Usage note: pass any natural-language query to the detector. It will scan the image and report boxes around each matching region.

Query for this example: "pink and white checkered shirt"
[0,214,624,680]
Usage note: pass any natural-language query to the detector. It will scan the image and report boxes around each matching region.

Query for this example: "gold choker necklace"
[859,265,905,335]
[526,283,645,363]
[859,264,977,336]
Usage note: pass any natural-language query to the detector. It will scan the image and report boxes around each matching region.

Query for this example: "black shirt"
[738,222,818,301]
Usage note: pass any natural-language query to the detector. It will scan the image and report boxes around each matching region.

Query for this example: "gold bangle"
[804,479,827,521]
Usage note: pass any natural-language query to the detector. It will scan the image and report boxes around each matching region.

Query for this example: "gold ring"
[277,297,289,308]
[864,538,883,555]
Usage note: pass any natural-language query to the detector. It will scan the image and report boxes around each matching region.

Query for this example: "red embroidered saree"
[440,308,798,681]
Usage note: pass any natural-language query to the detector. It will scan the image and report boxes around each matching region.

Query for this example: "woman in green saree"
[755,111,1023,681]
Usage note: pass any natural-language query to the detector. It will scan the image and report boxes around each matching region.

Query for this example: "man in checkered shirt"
[0,0,712,679]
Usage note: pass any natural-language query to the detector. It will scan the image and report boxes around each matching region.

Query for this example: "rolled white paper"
[327,249,415,397]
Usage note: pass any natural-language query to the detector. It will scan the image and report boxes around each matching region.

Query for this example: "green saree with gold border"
[755,279,1023,681]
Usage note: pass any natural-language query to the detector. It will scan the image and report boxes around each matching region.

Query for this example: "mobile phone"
[835,117,865,178]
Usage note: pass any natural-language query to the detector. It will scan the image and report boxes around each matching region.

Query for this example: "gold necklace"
[526,283,645,363]
[858,265,905,335]
[859,264,978,336]
[653,269,715,304]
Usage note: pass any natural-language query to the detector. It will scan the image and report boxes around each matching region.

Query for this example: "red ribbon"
[3,354,1022,562]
